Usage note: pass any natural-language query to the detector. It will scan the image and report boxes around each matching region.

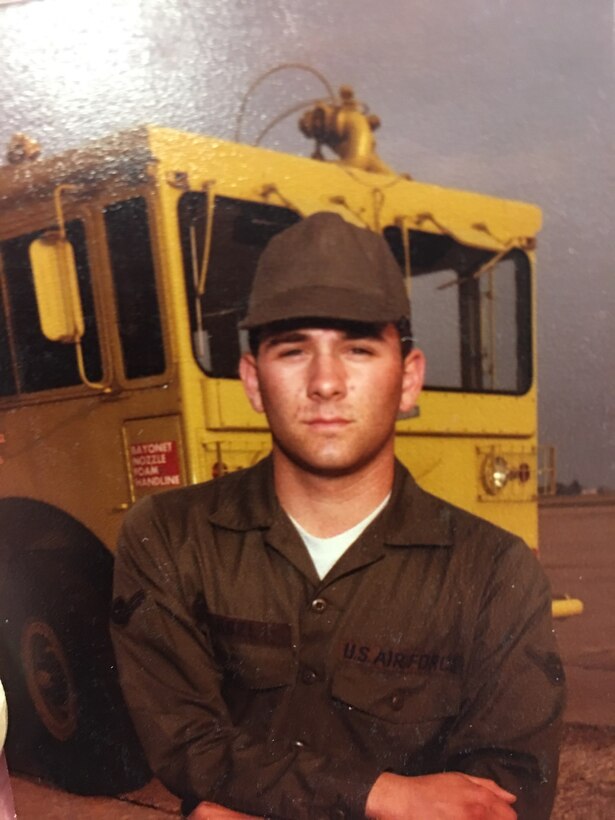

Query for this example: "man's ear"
[239,353,265,413]
[399,348,425,415]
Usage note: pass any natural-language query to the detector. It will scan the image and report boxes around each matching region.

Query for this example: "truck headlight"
[482,454,510,495]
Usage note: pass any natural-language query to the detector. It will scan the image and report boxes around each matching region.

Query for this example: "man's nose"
[307,353,347,400]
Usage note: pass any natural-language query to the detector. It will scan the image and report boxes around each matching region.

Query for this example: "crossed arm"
[189,772,517,819]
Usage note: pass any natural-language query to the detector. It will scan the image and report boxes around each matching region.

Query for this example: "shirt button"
[390,693,404,711]
[301,667,318,685]
[293,739,307,748]
[311,598,327,613]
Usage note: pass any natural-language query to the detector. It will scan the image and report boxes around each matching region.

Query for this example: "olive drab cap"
[239,211,410,329]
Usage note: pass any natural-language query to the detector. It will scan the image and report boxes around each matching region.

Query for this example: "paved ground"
[10,775,180,818]
[535,499,615,818]
[6,500,615,817]
[540,499,615,727]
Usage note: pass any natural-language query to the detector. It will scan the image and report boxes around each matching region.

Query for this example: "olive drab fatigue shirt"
[111,457,565,820]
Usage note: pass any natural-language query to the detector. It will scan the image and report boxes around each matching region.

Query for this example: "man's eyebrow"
[344,326,386,341]
[261,331,310,349]
[260,324,387,349]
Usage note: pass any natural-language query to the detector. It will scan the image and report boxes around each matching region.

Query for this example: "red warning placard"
[130,441,181,489]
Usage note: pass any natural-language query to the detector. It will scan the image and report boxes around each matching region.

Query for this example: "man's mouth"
[305,417,351,429]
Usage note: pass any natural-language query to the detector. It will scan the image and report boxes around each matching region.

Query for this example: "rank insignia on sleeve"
[526,646,566,686]
[110,590,146,626]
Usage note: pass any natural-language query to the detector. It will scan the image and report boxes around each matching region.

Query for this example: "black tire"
[0,500,151,795]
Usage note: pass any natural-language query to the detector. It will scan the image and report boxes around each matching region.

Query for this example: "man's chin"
[273,443,381,479]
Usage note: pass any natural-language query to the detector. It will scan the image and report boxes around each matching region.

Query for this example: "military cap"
[239,211,409,329]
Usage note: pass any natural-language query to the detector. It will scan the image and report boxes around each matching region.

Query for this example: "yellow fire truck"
[0,88,580,794]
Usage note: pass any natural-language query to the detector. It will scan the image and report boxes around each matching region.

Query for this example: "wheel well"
[0,497,114,599]
[0,499,151,794]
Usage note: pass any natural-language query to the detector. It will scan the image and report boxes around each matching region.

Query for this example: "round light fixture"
[482,454,510,495]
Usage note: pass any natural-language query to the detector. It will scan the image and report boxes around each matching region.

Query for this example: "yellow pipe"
[552,597,584,619]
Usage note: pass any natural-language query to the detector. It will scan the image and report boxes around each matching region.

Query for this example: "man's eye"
[348,345,375,356]
[278,347,304,358]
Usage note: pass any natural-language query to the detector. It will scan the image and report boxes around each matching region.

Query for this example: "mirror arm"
[53,184,79,238]
[75,340,113,393]
[197,180,216,297]
[395,216,413,300]
[52,184,111,392]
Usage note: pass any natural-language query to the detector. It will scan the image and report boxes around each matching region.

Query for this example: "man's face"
[240,321,424,478]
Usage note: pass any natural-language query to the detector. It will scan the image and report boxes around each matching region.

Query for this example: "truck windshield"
[178,196,531,394]
[384,225,532,394]
[178,193,299,378]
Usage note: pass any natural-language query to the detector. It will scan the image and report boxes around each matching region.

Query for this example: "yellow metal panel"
[398,388,536,438]
[204,382,536,438]
[394,434,538,549]
[145,126,541,246]
[199,436,271,482]
[145,161,211,486]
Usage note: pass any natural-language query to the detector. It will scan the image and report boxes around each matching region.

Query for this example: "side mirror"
[29,231,85,343]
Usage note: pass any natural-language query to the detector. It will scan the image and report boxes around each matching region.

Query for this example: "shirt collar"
[208,456,453,549]
[381,460,454,548]
[207,455,278,531]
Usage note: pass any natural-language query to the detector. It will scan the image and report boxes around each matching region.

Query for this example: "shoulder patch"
[110,590,146,626]
[526,646,566,686]
[193,592,209,624]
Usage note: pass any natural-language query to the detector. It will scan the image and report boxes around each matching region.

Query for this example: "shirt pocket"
[331,665,462,772]
[331,664,462,725]
[210,626,297,738]
[206,613,296,690]
[225,644,297,690]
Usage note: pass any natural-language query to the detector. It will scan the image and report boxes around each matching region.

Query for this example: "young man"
[111,213,564,819]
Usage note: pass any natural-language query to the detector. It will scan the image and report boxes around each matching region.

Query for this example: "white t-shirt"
[287,493,391,579]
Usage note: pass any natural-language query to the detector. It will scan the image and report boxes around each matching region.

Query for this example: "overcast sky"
[1,0,613,486]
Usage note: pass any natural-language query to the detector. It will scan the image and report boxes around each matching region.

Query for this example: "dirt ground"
[552,724,615,820]
[541,500,615,818]
[6,500,615,818]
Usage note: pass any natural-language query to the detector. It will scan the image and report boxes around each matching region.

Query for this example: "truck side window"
[104,197,165,380]
[1,220,102,394]
[178,194,300,378]
[384,227,532,395]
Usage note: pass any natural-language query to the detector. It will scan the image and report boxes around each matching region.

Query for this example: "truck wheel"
[0,502,151,795]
